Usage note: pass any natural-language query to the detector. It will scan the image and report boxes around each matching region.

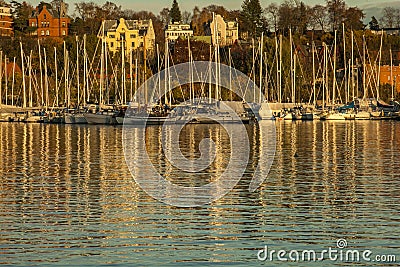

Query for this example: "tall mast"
[76,36,80,108]
[130,47,133,103]
[28,51,32,107]
[312,42,316,107]
[363,35,366,100]
[259,32,264,103]
[144,34,147,104]
[351,30,354,101]
[325,42,328,106]
[83,34,87,105]
[332,30,337,106]
[121,34,125,104]
[20,42,26,108]
[28,50,33,108]
[293,50,296,104]
[290,28,293,103]
[135,57,138,103]
[191,49,194,101]
[188,37,192,103]
[252,38,256,103]
[64,41,68,107]
[209,45,212,104]
[164,39,168,105]
[279,34,282,103]
[377,29,383,100]
[100,22,105,107]
[66,50,70,108]
[11,57,15,106]
[157,44,161,103]
[38,40,43,106]
[4,54,7,105]
[44,48,48,110]
[213,12,218,102]
[168,47,172,106]
[322,42,326,111]
[54,47,59,107]
[264,52,268,101]
[390,48,394,100]
[229,47,232,101]
[275,36,279,102]
[342,23,347,103]
[105,31,109,105]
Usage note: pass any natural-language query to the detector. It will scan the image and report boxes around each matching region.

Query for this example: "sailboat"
[65,37,87,124]
[84,22,117,125]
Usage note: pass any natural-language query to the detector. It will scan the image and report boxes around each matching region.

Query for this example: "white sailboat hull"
[320,113,346,120]
[84,113,117,125]
[65,113,87,124]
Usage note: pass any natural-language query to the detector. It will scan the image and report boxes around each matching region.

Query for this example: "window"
[46,30,49,36]
[131,42,135,47]
[62,21,66,27]
[111,42,114,47]
[62,30,66,36]
[44,14,46,19]
[41,30,45,36]
[130,34,136,38]
[32,22,35,27]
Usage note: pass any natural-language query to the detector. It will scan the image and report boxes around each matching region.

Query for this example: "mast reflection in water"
[0,121,399,266]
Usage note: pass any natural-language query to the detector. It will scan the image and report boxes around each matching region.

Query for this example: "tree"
[38,1,52,11]
[241,0,263,37]
[343,7,364,30]
[310,4,328,31]
[380,7,400,28]
[75,1,98,21]
[277,1,294,34]
[99,1,122,20]
[50,0,68,16]
[159,7,170,25]
[294,1,310,34]
[326,0,346,31]
[11,1,35,35]
[74,1,101,34]
[265,3,279,33]
[182,11,192,24]
[169,0,181,23]
[369,16,380,30]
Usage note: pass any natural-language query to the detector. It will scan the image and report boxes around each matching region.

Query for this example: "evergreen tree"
[241,0,263,37]
[11,0,35,35]
[369,16,380,30]
[169,0,181,23]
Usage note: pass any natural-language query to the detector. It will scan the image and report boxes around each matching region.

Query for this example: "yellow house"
[210,14,239,46]
[102,18,155,54]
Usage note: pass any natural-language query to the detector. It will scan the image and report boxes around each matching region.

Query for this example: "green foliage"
[241,0,263,37]
[38,1,51,11]
[169,0,181,23]
[369,16,380,30]
[11,1,35,35]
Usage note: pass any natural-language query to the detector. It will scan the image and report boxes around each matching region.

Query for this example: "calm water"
[0,121,399,266]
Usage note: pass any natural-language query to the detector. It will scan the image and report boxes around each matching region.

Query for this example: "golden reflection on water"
[0,121,399,265]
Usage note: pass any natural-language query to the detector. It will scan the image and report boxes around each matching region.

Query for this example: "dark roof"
[30,4,68,19]
[103,19,151,32]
